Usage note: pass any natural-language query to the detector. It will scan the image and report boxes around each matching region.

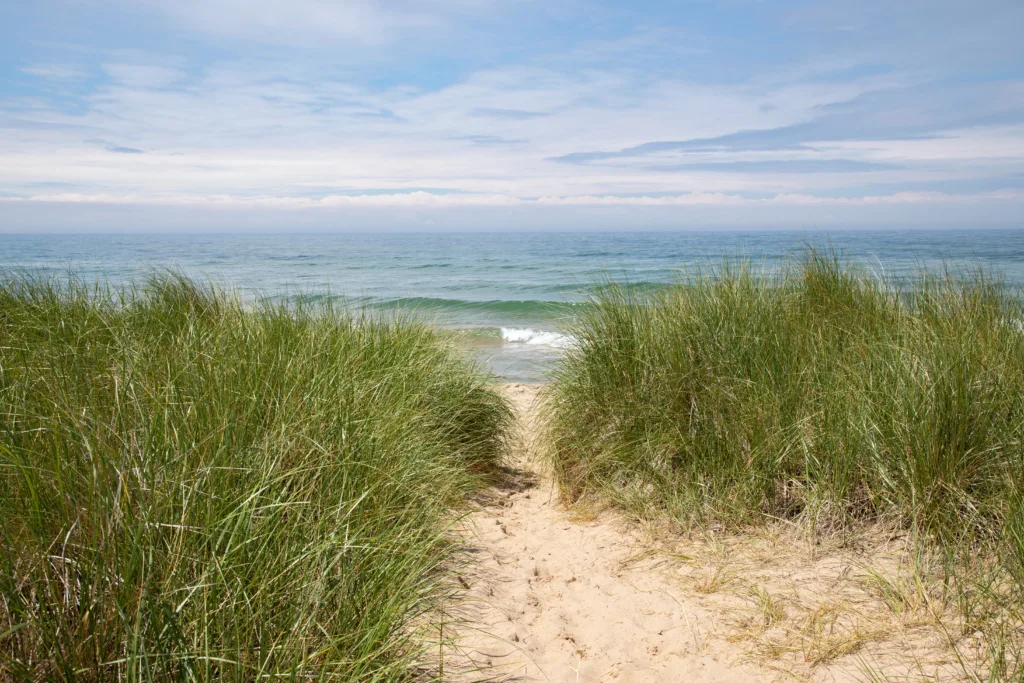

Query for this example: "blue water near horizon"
[3,229,1024,382]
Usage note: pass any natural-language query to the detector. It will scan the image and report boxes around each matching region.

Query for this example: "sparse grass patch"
[0,272,511,681]
[861,565,942,628]
[691,563,738,595]
[800,602,874,665]
[748,586,786,630]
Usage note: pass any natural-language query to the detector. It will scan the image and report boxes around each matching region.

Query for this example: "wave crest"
[500,327,574,348]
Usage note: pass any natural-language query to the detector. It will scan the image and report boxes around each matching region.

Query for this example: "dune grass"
[0,273,511,681]
[547,250,1024,673]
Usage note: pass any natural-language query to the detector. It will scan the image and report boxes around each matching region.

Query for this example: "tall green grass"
[0,273,510,681]
[548,251,1024,608]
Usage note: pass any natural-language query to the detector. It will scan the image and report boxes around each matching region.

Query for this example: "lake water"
[3,229,1024,382]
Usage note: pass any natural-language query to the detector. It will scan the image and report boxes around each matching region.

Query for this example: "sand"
[445,383,973,682]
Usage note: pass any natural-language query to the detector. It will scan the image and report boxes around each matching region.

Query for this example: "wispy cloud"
[646,160,902,174]
[84,139,145,154]
[121,0,508,46]
[5,189,1020,209]
[101,63,186,88]
[469,108,550,120]
[20,64,89,81]
[451,134,527,146]
[1,0,1022,229]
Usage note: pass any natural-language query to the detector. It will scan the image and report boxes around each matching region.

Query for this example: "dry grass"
[613,519,994,680]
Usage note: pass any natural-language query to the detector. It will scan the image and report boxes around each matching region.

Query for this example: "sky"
[1,0,1023,232]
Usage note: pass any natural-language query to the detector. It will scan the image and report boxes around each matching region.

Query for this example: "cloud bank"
[1,0,1022,230]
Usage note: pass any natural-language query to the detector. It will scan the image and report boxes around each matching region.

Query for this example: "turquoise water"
[3,230,1024,382]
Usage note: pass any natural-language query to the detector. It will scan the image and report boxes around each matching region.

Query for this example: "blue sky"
[1,0,1022,231]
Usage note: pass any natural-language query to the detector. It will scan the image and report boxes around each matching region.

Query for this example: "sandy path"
[447,383,763,682]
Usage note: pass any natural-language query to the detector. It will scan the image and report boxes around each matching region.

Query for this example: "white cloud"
[132,0,472,45]
[101,63,186,88]
[4,51,943,204]
[20,64,89,81]
[4,189,1019,209]
[4,10,1024,230]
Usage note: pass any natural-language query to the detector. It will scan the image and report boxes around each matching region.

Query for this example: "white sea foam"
[500,327,575,348]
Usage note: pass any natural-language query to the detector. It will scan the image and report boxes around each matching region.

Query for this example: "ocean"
[3,229,1024,382]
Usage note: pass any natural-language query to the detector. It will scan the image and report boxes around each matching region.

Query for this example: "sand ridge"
[446,383,764,682]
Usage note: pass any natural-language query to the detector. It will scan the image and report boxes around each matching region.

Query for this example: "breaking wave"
[500,327,575,348]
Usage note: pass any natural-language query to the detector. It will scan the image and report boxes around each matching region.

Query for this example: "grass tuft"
[547,248,1024,674]
[0,272,511,681]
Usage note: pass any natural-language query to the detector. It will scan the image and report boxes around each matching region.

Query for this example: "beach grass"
[546,249,1024,672]
[0,272,511,681]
